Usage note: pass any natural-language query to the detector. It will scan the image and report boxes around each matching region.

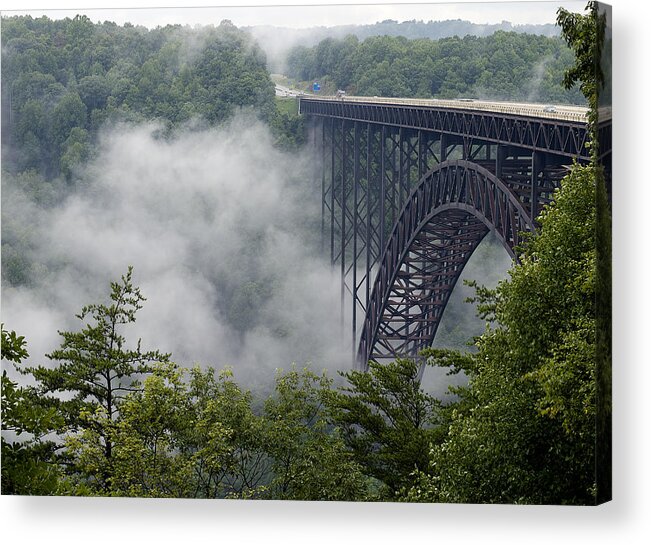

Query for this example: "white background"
[1,0,587,28]
[1,1,649,543]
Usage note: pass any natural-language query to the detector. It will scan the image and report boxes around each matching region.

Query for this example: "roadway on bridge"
[301,94,592,123]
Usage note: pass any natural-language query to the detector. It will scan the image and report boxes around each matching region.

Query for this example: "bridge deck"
[301,95,591,123]
[299,95,609,161]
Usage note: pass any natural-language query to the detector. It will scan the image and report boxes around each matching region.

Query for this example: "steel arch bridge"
[299,96,611,370]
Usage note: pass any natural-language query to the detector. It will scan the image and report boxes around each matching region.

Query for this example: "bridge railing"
[301,95,592,123]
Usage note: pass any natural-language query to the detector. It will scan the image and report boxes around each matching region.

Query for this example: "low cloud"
[2,114,349,389]
[527,55,554,103]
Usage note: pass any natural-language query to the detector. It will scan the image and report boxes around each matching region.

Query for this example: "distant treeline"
[1,15,303,181]
[286,32,585,103]
[327,18,560,41]
[251,18,559,49]
[248,18,560,71]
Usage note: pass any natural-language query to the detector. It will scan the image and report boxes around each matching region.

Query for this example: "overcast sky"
[2,0,588,29]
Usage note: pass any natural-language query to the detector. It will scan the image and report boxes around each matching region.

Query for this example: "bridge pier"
[531,151,544,219]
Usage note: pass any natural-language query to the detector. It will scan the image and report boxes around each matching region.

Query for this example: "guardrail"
[301,95,594,123]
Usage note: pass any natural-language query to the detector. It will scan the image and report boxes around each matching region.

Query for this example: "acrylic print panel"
[1,0,611,505]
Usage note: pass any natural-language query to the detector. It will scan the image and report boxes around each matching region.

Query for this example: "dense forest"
[250,17,560,51]
[1,15,305,290]
[1,3,609,504]
[285,31,585,102]
[249,18,560,72]
[1,15,305,182]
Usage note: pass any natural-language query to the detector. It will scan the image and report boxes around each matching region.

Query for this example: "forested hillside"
[1,15,300,182]
[248,18,559,72]
[250,17,559,48]
[286,32,585,102]
[1,15,305,289]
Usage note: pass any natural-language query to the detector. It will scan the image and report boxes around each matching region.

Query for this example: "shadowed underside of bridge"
[301,97,610,370]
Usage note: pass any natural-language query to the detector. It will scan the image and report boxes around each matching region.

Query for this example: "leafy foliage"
[1,16,283,181]
[557,1,607,159]
[3,276,369,499]
[1,15,307,289]
[262,366,369,500]
[558,1,611,503]
[1,326,65,495]
[287,31,585,104]
[327,358,444,497]
[22,267,170,492]
[405,164,599,505]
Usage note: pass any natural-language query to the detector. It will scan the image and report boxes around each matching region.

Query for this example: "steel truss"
[306,102,610,368]
[357,160,533,368]
[300,97,605,160]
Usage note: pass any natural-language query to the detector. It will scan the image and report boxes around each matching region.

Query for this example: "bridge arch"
[357,159,534,369]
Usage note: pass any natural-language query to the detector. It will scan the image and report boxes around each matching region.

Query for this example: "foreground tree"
[558,0,611,503]
[263,366,369,501]
[24,267,170,492]
[407,164,599,504]
[556,1,606,119]
[67,362,370,500]
[67,361,264,498]
[4,268,367,499]
[1,326,65,495]
[327,358,444,497]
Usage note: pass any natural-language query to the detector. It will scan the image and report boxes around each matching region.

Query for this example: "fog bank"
[2,114,349,389]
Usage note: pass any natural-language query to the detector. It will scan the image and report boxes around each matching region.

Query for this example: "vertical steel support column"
[418,130,439,179]
[496,144,507,180]
[388,130,395,232]
[530,151,544,220]
[441,133,449,161]
[462,137,470,160]
[399,127,405,211]
[418,130,425,180]
[340,119,347,332]
[320,118,325,254]
[352,122,361,361]
[380,125,387,252]
[365,123,372,324]
[330,118,336,267]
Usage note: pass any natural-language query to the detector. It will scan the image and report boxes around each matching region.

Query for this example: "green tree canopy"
[1,326,65,495]
[286,30,584,104]
[327,358,444,497]
[24,267,170,492]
